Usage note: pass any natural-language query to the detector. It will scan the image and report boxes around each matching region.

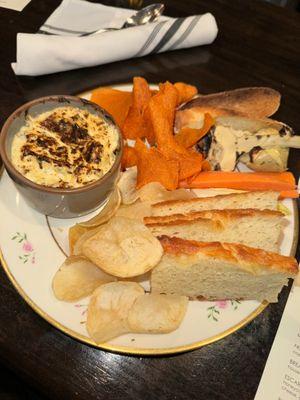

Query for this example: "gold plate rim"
[0,248,267,355]
[0,200,298,356]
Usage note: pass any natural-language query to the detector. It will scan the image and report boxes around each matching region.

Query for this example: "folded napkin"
[12,0,218,76]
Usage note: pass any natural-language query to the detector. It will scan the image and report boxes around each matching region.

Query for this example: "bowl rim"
[0,95,123,194]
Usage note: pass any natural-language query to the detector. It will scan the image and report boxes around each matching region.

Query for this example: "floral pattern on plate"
[11,232,35,264]
[207,300,241,321]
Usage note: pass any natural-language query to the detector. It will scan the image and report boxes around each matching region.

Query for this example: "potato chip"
[135,139,179,190]
[85,190,120,226]
[117,166,139,205]
[69,224,89,255]
[128,294,188,333]
[78,187,121,228]
[52,255,116,302]
[87,282,145,343]
[115,200,153,221]
[174,82,198,105]
[138,182,196,203]
[121,145,138,170]
[73,226,102,255]
[82,216,163,278]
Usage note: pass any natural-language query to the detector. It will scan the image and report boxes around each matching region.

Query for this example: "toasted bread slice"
[176,87,281,129]
[145,209,284,253]
[151,236,298,302]
[151,191,279,217]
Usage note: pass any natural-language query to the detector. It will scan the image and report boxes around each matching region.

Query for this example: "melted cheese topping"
[11,107,119,188]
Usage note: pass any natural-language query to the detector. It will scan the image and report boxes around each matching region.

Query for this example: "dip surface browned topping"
[11,106,119,188]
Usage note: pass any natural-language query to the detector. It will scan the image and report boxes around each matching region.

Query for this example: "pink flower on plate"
[22,241,33,252]
[215,300,228,309]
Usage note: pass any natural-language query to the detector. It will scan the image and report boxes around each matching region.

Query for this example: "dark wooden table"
[0,1,299,399]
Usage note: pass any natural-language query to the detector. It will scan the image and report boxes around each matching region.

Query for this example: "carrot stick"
[279,190,299,199]
[180,171,296,192]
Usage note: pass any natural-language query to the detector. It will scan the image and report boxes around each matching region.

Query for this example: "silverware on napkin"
[81,3,165,36]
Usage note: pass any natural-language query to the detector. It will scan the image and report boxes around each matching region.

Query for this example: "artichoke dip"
[11,107,119,188]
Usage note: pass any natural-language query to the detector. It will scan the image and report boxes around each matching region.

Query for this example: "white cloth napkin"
[12,0,218,76]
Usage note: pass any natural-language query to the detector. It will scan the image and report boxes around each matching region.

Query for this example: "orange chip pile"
[91,77,211,190]
[148,82,204,181]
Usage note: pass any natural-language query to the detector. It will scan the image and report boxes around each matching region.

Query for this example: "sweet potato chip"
[122,108,144,140]
[148,83,203,180]
[121,146,138,170]
[133,77,152,107]
[143,105,155,145]
[174,82,198,105]
[135,139,179,190]
[176,152,203,180]
[157,82,178,127]
[175,113,214,148]
[122,77,152,140]
[91,87,132,127]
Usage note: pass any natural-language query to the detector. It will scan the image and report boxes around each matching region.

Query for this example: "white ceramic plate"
[0,84,298,355]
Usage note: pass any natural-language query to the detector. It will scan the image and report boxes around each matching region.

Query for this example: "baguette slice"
[151,236,298,302]
[151,191,279,217]
[145,209,283,252]
[175,87,281,130]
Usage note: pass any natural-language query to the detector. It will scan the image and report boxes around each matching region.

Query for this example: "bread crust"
[151,190,279,211]
[175,87,281,129]
[179,87,281,116]
[158,236,298,276]
[144,208,283,227]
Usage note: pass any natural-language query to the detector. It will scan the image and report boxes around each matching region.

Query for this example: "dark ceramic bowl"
[0,95,123,218]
